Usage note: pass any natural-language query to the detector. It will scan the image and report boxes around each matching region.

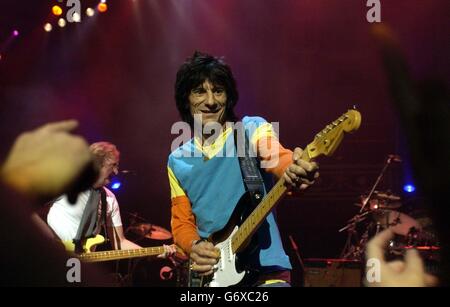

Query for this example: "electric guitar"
[63,235,183,263]
[193,109,362,287]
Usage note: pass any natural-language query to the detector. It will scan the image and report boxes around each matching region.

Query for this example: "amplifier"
[303,258,362,287]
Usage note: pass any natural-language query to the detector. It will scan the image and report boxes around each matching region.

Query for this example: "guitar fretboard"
[78,246,166,262]
[231,177,288,253]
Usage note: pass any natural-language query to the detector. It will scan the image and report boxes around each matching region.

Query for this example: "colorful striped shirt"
[168,116,294,270]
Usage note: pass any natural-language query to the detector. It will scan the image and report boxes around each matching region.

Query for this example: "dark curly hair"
[174,51,239,127]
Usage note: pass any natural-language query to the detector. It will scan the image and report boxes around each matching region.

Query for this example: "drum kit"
[340,191,440,263]
[339,155,440,264]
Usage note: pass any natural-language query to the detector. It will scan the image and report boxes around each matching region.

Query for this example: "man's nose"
[113,167,119,175]
[204,91,217,107]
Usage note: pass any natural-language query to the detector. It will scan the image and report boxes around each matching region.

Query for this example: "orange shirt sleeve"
[257,136,293,179]
[168,166,200,254]
[170,196,200,254]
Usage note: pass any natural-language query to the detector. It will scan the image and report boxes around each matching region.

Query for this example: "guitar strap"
[234,124,265,206]
[99,187,109,243]
[73,187,109,253]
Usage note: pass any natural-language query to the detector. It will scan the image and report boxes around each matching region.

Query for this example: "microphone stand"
[289,235,305,287]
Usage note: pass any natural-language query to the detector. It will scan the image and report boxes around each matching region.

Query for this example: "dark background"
[1,0,448,284]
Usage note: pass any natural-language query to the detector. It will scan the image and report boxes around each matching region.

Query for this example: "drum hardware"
[127,223,173,240]
[340,154,403,260]
[339,155,439,264]
[358,154,401,213]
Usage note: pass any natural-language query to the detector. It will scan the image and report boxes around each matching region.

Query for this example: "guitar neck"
[78,246,166,263]
[231,151,312,253]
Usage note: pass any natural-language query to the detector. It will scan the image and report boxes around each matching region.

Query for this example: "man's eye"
[192,88,204,94]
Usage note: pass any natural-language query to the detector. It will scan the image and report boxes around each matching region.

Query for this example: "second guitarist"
[48,142,174,258]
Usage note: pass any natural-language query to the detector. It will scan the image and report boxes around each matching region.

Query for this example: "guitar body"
[196,192,261,287]
[63,234,105,253]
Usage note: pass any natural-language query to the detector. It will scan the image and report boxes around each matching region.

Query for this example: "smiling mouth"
[201,109,221,114]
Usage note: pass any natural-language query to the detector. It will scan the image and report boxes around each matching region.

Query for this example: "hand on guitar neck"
[283,147,320,191]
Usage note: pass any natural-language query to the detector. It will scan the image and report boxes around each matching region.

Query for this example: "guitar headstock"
[305,109,361,159]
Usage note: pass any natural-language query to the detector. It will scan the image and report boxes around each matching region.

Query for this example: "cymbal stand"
[339,210,370,260]
[339,155,396,260]
[359,155,396,213]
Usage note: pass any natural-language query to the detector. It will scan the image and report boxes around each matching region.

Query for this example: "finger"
[293,147,303,162]
[366,229,394,262]
[194,246,220,259]
[299,183,310,190]
[287,173,299,188]
[300,178,315,186]
[194,241,216,251]
[314,171,320,180]
[287,167,315,186]
[295,159,319,173]
[201,242,217,251]
[41,119,79,133]
[191,263,214,273]
[404,249,425,272]
[289,164,308,177]
[285,168,299,182]
[425,274,439,287]
[191,252,219,265]
[198,269,214,276]
[194,256,219,266]
[284,173,294,187]
[386,260,406,273]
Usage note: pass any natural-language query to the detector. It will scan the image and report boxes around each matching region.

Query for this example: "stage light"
[44,23,53,32]
[52,5,63,16]
[98,3,108,13]
[58,18,66,28]
[72,12,81,22]
[12,30,19,37]
[403,184,416,193]
[111,182,121,190]
[86,8,95,17]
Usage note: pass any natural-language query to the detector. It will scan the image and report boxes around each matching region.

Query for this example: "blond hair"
[89,142,120,167]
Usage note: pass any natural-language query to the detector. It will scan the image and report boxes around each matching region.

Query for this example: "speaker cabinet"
[304,258,362,287]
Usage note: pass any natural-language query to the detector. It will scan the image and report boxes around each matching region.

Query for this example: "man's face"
[93,156,119,188]
[189,80,227,127]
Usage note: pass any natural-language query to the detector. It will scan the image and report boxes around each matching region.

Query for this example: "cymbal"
[127,223,172,240]
[354,199,402,210]
[373,191,401,201]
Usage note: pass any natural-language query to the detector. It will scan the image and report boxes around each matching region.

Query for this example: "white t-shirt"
[47,187,122,241]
